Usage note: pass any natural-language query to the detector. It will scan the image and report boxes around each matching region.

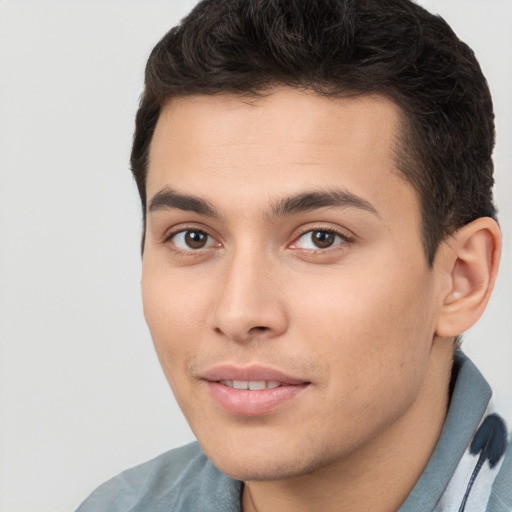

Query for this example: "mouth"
[201,365,311,416]
[219,380,282,390]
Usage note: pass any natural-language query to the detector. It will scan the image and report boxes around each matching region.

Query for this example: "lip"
[201,364,309,385]
[201,364,311,416]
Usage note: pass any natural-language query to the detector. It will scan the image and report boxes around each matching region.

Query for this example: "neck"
[242,340,454,512]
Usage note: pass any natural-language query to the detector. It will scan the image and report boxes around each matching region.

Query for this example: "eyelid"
[162,222,216,241]
[162,224,222,251]
[289,225,355,250]
[160,222,354,253]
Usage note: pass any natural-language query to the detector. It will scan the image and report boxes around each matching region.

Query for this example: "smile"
[219,380,282,390]
[200,366,310,416]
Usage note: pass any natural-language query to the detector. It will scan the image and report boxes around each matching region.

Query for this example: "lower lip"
[206,381,309,416]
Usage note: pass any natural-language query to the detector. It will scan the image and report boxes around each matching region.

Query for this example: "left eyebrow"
[268,189,380,218]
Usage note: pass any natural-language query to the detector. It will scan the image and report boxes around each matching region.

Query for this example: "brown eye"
[311,231,336,248]
[293,229,348,250]
[185,230,208,249]
[171,230,216,250]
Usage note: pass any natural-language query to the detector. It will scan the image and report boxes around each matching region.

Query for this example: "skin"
[141,89,492,511]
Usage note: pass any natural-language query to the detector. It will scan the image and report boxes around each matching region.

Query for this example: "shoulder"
[75,442,212,512]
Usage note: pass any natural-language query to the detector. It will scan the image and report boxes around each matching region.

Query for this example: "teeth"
[219,380,281,390]
[248,381,266,390]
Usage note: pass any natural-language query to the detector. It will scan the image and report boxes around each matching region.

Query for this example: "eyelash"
[290,227,354,252]
[163,226,354,254]
[163,227,219,254]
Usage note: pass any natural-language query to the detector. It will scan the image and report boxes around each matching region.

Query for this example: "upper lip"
[201,364,310,385]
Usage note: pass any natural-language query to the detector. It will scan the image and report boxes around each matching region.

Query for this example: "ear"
[435,217,501,337]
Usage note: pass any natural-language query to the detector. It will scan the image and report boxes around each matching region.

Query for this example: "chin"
[212,458,304,482]
[202,439,333,482]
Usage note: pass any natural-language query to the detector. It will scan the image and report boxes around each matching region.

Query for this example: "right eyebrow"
[148,187,219,218]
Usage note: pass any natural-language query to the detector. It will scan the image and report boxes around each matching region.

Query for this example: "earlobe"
[435,218,501,338]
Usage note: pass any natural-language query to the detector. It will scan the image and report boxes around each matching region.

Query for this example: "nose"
[212,250,288,343]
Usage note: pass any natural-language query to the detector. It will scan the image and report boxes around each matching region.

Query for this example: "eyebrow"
[269,189,379,218]
[148,188,219,217]
[148,187,379,219]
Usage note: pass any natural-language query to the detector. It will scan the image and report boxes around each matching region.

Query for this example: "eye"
[292,229,349,250]
[169,229,218,250]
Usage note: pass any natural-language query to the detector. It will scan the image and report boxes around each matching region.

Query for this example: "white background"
[0,1,510,511]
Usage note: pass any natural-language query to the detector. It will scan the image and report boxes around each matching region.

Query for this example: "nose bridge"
[213,242,287,341]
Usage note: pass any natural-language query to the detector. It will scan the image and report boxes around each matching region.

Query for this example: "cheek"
[291,261,435,388]
[141,265,208,379]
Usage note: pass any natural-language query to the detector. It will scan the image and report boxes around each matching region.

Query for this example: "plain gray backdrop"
[0,1,510,511]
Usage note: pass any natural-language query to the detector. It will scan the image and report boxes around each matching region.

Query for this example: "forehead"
[147,89,418,223]
[150,89,402,163]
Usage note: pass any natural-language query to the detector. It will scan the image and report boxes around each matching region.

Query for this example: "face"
[142,89,444,481]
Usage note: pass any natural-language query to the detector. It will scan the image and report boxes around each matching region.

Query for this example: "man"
[77,0,511,510]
